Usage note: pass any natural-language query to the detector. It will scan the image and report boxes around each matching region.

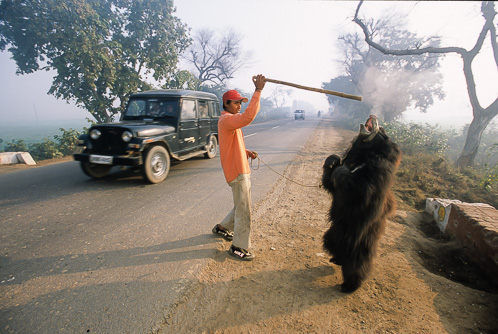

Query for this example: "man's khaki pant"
[220,174,252,250]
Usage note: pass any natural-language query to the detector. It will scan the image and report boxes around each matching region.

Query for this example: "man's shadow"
[0,234,223,284]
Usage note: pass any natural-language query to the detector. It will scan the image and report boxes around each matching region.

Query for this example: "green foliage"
[29,138,63,160]
[480,143,498,191]
[1,128,83,161]
[331,119,451,158]
[165,70,201,90]
[383,121,449,156]
[0,0,191,123]
[4,139,28,152]
[54,128,82,156]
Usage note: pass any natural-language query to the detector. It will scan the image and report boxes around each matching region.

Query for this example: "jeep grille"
[89,128,128,154]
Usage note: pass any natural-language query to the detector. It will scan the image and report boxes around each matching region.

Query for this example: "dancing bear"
[322,115,402,292]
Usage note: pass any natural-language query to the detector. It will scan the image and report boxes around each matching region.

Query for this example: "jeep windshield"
[122,98,179,122]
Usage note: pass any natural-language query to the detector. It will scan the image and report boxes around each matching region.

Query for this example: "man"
[212,74,266,261]
[149,103,162,117]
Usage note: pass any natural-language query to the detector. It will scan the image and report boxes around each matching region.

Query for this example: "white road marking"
[244,133,258,138]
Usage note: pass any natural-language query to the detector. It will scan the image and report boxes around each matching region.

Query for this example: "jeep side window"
[198,100,209,118]
[181,99,197,119]
[209,101,220,117]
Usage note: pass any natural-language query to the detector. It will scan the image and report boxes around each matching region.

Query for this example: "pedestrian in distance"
[212,74,266,261]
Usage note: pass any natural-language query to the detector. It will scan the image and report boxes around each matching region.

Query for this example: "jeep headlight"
[122,131,133,142]
[90,129,101,140]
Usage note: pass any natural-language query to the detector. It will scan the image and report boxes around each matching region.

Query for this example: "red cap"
[223,90,248,103]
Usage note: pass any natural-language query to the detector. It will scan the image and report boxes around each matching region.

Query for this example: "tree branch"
[354,1,467,57]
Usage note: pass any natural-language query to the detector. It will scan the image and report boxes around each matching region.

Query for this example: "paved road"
[0,116,322,333]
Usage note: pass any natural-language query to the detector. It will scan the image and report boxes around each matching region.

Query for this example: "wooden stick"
[255,77,363,101]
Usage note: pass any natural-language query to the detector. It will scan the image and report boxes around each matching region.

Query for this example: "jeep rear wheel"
[143,145,170,184]
[204,135,218,159]
[81,162,112,178]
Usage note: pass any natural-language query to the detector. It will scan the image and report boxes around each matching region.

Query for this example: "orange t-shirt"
[218,90,261,183]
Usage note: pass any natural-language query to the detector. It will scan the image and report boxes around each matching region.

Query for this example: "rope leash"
[250,156,322,188]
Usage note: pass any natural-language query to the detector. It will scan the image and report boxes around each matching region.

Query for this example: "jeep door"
[198,100,211,145]
[179,99,200,151]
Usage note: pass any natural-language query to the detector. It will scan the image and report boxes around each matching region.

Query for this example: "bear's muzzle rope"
[250,157,321,188]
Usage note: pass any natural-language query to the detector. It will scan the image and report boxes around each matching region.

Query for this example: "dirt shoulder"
[0,155,74,175]
[158,120,498,334]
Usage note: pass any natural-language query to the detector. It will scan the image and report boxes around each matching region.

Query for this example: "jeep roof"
[130,89,218,100]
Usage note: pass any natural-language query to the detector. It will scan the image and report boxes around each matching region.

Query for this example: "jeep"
[294,110,305,120]
[73,89,220,184]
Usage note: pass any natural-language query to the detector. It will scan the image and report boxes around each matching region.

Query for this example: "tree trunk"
[455,55,498,168]
[455,110,494,167]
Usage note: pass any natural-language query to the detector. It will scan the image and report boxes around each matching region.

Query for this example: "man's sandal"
[212,224,233,241]
[228,245,255,261]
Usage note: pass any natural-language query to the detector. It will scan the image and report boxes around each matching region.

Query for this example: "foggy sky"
[0,1,496,129]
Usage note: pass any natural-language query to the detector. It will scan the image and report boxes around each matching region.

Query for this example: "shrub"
[480,143,498,192]
[4,139,29,152]
[29,138,63,160]
[54,128,82,156]
[383,121,449,157]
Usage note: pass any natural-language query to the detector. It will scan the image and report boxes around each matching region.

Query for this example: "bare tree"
[354,0,498,167]
[269,86,292,109]
[183,28,252,87]
[327,19,444,123]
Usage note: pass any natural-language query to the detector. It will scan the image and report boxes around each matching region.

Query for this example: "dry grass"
[394,151,498,211]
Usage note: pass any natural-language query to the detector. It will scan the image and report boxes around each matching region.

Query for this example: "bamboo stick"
[255,77,363,101]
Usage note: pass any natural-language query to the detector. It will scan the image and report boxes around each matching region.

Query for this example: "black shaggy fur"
[321,125,402,293]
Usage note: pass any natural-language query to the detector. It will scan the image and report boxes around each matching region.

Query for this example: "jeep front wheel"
[143,145,170,184]
[80,162,112,178]
[204,135,218,159]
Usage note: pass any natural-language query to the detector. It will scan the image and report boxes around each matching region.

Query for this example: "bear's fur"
[321,117,402,292]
